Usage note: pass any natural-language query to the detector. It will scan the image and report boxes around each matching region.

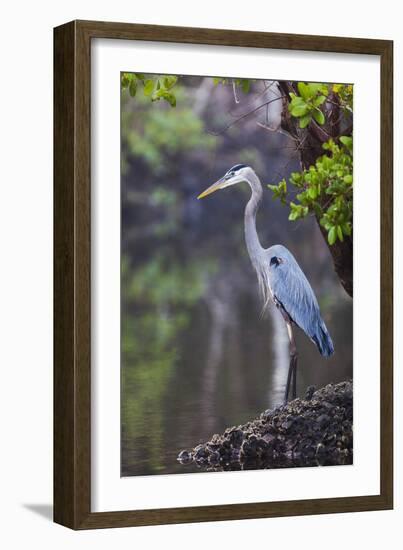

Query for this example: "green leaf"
[308,83,328,95]
[288,202,299,221]
[268,179,287,203]
[241,79,251,94]
[343,174,353,184]
[313,95,326,107]
[129,78,137,97]
[143,79,155,96]
[297,82,312,100]
[328,226,337,245]
[288,202,308,221]
[340,135,353,152]
[290,98,309,117]
[121,73,130,87]
[342,223,352,236]
[299,114,311,128]
[312,108,325,125]
[163,75,178,90]
[337,225,344,241]
[164,92,176,107]
[290,172,302,186]
[152,89,177,107]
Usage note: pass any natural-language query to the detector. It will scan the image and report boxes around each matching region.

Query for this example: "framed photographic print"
[54,20,393,529]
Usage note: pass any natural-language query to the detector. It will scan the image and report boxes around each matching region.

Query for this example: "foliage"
[121,72,179,106]
[331,83,353,113]
[268,136,353,245]
[288,82,353,129]
[123,254,209,307]
[288,82,329,128]
[121,82,215,172]
[268,81,353,248]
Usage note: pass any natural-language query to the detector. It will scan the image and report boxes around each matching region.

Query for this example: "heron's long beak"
[197,178,225,199]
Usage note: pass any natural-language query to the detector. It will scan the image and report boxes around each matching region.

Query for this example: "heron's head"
[197,164,252,199]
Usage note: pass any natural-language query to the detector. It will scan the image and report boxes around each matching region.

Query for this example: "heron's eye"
[270,256,281,267]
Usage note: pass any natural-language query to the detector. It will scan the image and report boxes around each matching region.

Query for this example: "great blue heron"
[197,164,334,402]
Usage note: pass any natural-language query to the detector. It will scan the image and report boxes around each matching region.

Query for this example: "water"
[121,233,353,477]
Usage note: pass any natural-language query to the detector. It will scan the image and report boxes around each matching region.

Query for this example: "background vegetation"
[121,74,353,476]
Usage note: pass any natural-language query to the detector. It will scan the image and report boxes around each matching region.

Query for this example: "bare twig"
[257,121,299,142]
[271,134,308,181]
[207,95,287,136]
[232,79,240,104]
[226,80,279,118]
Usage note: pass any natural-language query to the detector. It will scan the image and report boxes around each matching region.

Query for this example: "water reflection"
[121,246,352,477]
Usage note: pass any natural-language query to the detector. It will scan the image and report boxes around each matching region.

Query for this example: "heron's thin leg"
[284,356,293,403]
[284,323,298,403]
[292,354,297,400]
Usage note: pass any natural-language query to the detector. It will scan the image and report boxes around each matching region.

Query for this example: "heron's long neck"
[244,171,264,269]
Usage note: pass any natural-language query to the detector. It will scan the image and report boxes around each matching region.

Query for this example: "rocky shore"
[178,380,353,471]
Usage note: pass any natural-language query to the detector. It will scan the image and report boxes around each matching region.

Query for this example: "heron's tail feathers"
[312,320,334,357]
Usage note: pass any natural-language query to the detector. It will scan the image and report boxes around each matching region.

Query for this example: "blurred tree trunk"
[278,82,353,298]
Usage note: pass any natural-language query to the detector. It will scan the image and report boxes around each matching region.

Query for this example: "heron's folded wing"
[269,258,320,338]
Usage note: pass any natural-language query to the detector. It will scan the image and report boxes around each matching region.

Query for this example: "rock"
[177,380,353,471]
[305,385,316,401]
[228,428,244,448]
[177,450,193,464]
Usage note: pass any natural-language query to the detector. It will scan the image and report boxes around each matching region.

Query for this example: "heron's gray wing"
[267,248,334,356]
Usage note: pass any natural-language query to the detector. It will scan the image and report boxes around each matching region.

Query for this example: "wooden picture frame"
[54,19,393,529]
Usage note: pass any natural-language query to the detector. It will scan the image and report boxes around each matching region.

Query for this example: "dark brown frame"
[54,19,393,530]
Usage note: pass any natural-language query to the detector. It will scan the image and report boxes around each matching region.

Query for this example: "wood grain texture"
[54,21,76,528]
[379,40,393,507]
[53,20,393,530]
[74,19,391,54]
[54,20,91,528]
